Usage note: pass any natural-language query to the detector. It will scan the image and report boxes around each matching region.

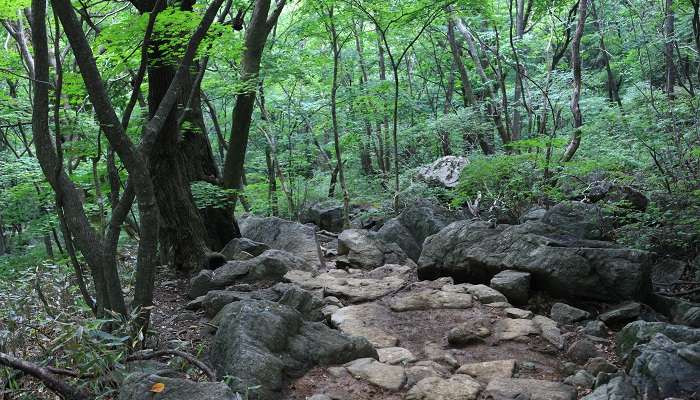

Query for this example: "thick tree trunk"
[223,0,286,192]
[562,0,588,162]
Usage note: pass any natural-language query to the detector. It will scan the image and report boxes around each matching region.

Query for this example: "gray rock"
[581,375,640,400]
[389,289,473,311]
[564,370,595,389]
[447,318,492,346]
[284,269,405,303]
[490,270,531,305]
[599,303,641,327]
[377,347,417,365]
[567,339,602,364]
[583,320,608,338]
[118,374,237,400]
[337,229,414,269]
[465,284,507,304]
[551,303,590,325]
[533,315,565,349]
[405,361,449,387]
[584,357,618,376]
[405,375,482,400]
[345,358,406,391]
[628,334,700,399]
[331,303,399,348]
[376,200,466,261]
[210,300,376,399]
[520,207,546,223]
[308,395,332,400]
[542,201,604,240]
[617,320,700,360]
[239,215,322,267]
[301,201,344,233]
[494,318,538,341]
[505,307,533,319]
[220,237,270,260]
[484,378,576,400]
[188,250,312,298]
[415,155,469,188]
[456,359,516,383]
[651,258,687,289]
[418,220,652,302]
[680,306,700,328]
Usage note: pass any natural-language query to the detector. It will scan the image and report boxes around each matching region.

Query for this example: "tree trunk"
[562,0,588,162]
[591,0,622,107]
[664,0,675,98]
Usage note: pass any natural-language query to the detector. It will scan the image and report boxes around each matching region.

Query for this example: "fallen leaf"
[150,382,165,393]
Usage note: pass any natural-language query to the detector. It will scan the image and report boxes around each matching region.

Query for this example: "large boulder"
[239,215,322,267]
[188,250,313,298]
[627,334,700,399]
[417,220,653,302]
[301,201,344,233]
[210,300,376,400]
[616,320,700,360]
[119,373,237,400]
[416,155,469,188]
[220,237,269,260]
[541,201,605,240]
[337,229,414,269]
[377,200,466,261]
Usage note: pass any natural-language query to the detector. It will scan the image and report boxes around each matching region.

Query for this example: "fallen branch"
[0,352,90,400]
[126,349,216,381]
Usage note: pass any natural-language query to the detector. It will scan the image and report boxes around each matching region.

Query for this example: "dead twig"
[0,351,91,400]
[126,349,216,381]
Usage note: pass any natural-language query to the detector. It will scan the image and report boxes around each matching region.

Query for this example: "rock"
[337,229,414,269]
[651,258,687,289]
[345,358,406,391]
[484,378,576,400]
[584,357,618,375]
[376,200,466,261]
[188,250,312,298]
[505,307,533,319]
[583,320,608,338]
[239,215,322,267]
[118,374,238,400]
[533,315,565,349]
[447,318,492,346]
[490,270,531,305]
[599,302,641,327]
[308,395,332,400]
[389,289,473,311]
[331,303,399,348]
[541,201,605,240]
[415,155,469,188]
[301,201,344,233]
[628,334,700,399]
[210,300,376,399]
[551,303,590,325]
[520,207,546,223]
[681,307,700,328]
[377,347,417,365]
[220,237,270,260]
[581,375,640,400]
[583,182,649,211]
[465,284,507,304]
[284,269,405,303]
[423,342,460,367]
[494,318,538,341]
[564,370,595,389]
[405,375,482,400]
[567,339,602,364]
[617,320,700,360]
[405,361,449,387]
[456,359,516,383]
[418,220,652,302]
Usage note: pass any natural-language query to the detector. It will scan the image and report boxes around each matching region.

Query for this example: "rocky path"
[134,203,700,400]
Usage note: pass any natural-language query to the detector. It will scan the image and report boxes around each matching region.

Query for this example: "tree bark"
[664,0,675,98]
[591,0,622,107]
[561,0,588,162]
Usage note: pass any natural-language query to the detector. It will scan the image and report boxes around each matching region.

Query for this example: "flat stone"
[465,284,507,304]
[389,290,473,311]
[599,302,641,327]
[447,319,492,346]
[423,342,459,367]
[584,357,617,375]
[551,303,590,325]
[484,378,576,400]
[331,304,398,348]
[345,358,406,391]
[456,359,516,383]
[505,307,533,319]
[490,270,531,305]
[533,315,565,349]
[405,375,482,400]
[284,270,405,303]
[377,347,417,365]
[582,320,608,338]
[405,361,449,387]
[563,370,595,389]
[494,318,538,341]
[566,339,602,364]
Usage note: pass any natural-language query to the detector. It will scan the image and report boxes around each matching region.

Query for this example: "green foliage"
[190,181,239,210]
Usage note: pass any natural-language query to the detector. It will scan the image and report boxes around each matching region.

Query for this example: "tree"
[561,0,588,162]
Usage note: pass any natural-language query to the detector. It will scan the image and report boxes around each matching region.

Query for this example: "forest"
[0,0,699,398]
